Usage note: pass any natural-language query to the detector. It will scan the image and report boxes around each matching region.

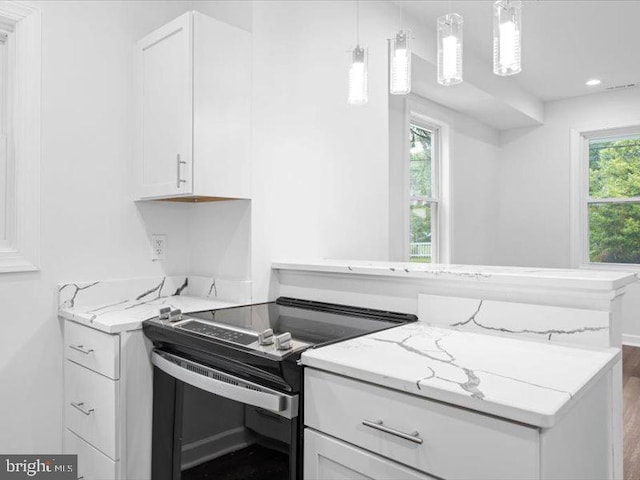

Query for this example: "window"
[582,129,640,265]
[0,2,41,272]
[409,121,439,263]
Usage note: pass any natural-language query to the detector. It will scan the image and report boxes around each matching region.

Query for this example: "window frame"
[573,124,640,269]
[0,2,41,273]
[406,115,441,263]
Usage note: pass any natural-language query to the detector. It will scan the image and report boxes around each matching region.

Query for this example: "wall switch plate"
[151,234,167,261]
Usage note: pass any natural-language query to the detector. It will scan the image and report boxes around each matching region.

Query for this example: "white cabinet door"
[304,429,435,480]
[64,360,119,460]
[136,11,193,199]
[63,428,119,480]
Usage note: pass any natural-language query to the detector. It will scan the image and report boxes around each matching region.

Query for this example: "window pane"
[410,200,432,264]
[589,203,640,264]
[589,136,640,199]
[410,125,432,198]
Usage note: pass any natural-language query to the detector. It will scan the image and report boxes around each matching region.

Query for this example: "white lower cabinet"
[304,429,434,480]
[62,320,153,480]
[304,368,613,480]
[63,429,118,480]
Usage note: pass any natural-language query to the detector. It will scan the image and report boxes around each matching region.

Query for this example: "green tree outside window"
[589,137,640,264]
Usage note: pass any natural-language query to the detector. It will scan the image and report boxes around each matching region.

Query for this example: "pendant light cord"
[356,0,360,46]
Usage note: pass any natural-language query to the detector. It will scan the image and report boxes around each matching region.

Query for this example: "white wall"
[496,87,640,341]
[0,0,251,454]
[250,0,503,301]
[188,200,251,280]
[251,0,395,300]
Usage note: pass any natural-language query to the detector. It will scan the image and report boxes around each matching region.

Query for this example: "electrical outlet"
[151,234,167,261]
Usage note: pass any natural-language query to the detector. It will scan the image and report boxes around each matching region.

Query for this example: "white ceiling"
[395,0,640,102]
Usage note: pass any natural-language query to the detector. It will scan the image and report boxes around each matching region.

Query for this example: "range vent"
[168,353,269,393]
[606,83,637,91]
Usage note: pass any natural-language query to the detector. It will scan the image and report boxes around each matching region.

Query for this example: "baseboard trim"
[622,334,640,347]
[181,427,253,471]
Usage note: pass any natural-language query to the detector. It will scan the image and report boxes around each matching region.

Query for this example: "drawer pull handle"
[69,344,93,355]
[362,419,423,445]
[71,402,94,416]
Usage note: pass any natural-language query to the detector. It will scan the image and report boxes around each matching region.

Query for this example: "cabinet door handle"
[69,345,93,355]
[362,419,423,444]
[70,402,94,416]
[176,154,186,188]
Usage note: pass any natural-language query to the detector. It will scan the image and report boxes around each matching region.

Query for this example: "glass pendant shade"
[348,45,368,105]
[493,0,522,76]
[437,14,463,86]
[390,30,411,95]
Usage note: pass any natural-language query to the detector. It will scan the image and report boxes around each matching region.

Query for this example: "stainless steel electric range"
[143,297,417,480]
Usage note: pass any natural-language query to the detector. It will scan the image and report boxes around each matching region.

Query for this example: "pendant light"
[348,1,368,105]
[390,30,412,95]
[437,13,463,86]
[390,7,411,95]
[493,0,522,76]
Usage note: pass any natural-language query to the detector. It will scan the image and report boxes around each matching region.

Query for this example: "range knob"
[158,306,171,321]
[275,332,293,351]
[258,328,274,346]
[159,306,182,322]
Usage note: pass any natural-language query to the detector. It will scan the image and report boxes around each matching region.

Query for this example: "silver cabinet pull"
[70,402,94,416]
[176,154,186,188]
[69,345,93,355]
[362,419,423,444]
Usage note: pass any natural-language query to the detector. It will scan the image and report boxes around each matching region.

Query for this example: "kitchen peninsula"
[275,259,636,479]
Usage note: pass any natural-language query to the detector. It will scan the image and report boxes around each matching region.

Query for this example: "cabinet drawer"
[65,360,119,460]
[65,321,119,379]
[304,369,539,480]
[63,428,119,480]
[304,428,435,480]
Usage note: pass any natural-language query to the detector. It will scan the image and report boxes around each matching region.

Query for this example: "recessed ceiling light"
[586,79,602,86]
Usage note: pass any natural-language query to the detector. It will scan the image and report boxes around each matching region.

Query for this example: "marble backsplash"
[58,275,252,310]
[418,293,611,348]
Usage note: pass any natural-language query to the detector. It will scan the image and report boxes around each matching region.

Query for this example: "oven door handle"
[151,351,298,418]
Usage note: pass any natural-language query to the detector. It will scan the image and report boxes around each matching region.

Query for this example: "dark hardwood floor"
[624,346,640,479]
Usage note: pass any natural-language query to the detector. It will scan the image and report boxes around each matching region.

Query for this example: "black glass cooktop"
[182,297,417,347]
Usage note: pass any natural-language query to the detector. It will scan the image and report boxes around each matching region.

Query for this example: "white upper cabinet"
[135,11,251,201]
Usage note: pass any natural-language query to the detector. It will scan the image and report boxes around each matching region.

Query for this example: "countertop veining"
[58,275,251,333]
[302,322,620,428]
[59,295,240,334]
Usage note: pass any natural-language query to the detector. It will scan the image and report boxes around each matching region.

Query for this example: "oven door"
[151,350,299,480]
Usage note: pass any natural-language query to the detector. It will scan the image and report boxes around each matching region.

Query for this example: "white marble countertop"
[274,259,637,291]
[59,295,239,334]
[301,323,620,428]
